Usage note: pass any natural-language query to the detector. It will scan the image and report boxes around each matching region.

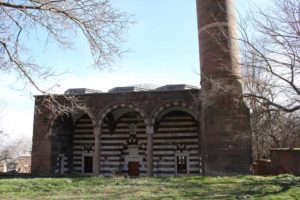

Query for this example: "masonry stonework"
[31,0,252,176]
[196,0,252,175]
[32,89,203,176]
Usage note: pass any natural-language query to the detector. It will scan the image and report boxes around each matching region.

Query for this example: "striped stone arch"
[149,101,199,126]
[47,114,58,135]
[97,103,149,127]
[47,108,97,136]
[72,109,97,127]
[47,114,68,136]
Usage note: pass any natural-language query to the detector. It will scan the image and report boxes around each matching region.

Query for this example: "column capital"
[93,125,101,136]
[146,126,154,134]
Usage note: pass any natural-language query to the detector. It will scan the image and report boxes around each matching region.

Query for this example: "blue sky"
[0,0,264,142]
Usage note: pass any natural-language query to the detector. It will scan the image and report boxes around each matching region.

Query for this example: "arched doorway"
[50,114,73,175]
[153,110,201,177]
[100,108,147,177]
[72,114,95,174]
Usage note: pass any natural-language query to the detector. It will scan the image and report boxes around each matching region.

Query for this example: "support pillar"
[146,126,154,176]
[93,126,101,175]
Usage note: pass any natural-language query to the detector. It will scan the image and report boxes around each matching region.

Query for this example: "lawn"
[0,174,299,199]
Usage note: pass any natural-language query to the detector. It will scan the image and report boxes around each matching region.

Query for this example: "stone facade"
[253,149,300,175]
[32,88,203,177]
[270,149,300,175]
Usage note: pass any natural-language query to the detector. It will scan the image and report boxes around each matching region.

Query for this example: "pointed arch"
[98,103,149,127]
[150,101,199,127]
[47,108,96,136]
[150,101,201,177]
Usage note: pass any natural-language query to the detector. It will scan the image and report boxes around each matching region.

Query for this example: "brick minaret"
[196,0,252,175]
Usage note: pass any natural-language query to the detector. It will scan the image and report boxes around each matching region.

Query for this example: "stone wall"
[31,89,201,176]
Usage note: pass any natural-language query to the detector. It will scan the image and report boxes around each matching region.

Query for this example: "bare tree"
[238,0,300,159]
[0,102,8,161]
[7,138,32,160]
[237,0,300,159]
[243,66,300,160]
[0,136,32,173]
[0,131,10,162]
[0,0,132,115]
[240,0,300,113]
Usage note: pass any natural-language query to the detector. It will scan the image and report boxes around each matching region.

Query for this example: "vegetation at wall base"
[0,175,299,199]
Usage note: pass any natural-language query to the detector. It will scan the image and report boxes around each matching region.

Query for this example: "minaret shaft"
[196,0,252,175]
[197,0,240,81]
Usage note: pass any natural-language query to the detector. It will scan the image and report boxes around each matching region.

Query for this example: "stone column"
[146,126,154,176]
[93,126,101,175]
[196,0,252,175]
[59,154,64,175]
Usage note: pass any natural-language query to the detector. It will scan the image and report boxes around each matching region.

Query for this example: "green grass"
[0,174,299,199]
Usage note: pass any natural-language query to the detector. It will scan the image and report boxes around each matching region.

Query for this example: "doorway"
[83,156,93,173]
[176,156,187,174]
[128,162,139,177]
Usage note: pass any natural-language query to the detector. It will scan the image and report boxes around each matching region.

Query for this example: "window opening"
[177,156,187,173]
